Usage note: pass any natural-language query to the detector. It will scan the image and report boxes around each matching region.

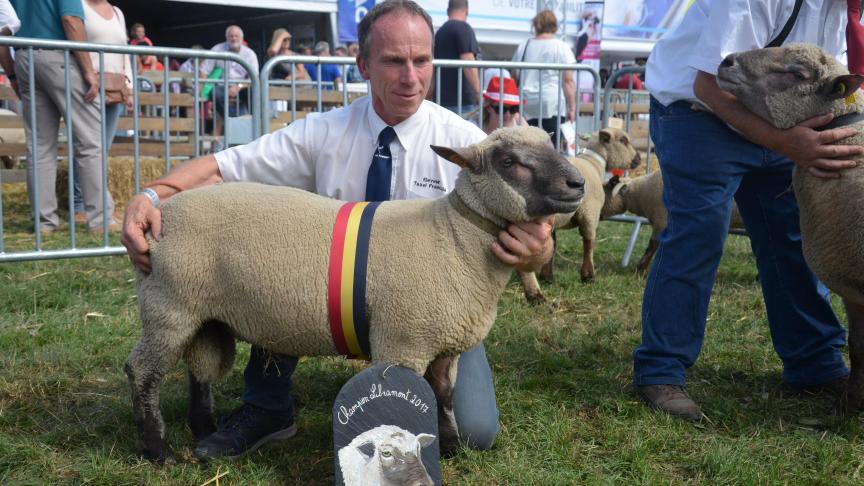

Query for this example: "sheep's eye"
[793,71,808,81]
[380,450,392,457]
[501,157,514,167]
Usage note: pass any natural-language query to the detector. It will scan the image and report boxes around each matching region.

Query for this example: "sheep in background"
[517,127,641,304]
[125,126,585,463]
[338,425,435,486]
[716,43,864,411]
[601,171,744,273]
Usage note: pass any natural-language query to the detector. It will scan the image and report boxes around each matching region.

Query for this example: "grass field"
[2,218,864,485]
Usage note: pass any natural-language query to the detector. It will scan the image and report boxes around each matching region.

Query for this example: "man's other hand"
[491,216,555,272]
[121,194,163,274]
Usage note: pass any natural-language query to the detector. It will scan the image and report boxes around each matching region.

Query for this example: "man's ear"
[356,55,371,81]
[823,74,864,99]
[430,145,480,172]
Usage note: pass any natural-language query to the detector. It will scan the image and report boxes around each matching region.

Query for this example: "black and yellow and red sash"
[327,201,381,360]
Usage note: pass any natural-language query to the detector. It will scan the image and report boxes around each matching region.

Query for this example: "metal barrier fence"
[0,37,259,262]
[1,42,605,263]
[261,56,603,151]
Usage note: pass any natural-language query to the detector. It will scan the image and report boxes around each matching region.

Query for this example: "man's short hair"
[532,10,558,35]
[313,41,330,55]
[225,25,243,38]
[447,0,468,14]
[357,0,434,62]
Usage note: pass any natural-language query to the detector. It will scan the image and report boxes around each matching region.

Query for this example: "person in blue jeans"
[634,0,864,421]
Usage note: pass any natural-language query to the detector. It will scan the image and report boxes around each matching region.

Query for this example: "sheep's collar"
[577,147,606,172]
[814,111,864,132]
[611,180,629,198]
[447,192,503,237]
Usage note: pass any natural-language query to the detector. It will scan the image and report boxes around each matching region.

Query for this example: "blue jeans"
[243,343,500,450]
[633,97,849,388]
[213,85,249,117]
[73,102,124,213]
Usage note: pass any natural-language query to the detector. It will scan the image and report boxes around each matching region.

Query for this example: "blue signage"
[338,0,376,43]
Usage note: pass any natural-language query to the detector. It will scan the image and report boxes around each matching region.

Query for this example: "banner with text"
[338,0,376,43]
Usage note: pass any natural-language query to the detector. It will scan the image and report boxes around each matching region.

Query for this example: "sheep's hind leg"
[188,371,216,440]
[636,239,659,274]
[424,355,459,456]
[538,230,557,283]
[843,299,864,413]
[580,236,595,283]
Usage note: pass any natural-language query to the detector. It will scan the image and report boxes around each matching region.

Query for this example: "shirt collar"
[365,99,431,154]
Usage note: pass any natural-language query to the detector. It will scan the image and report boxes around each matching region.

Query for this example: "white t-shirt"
[0,0,20,35]
[510,38,575,120]
[215,97,486,201]
[83,3,132,79]
[646,0,848,106]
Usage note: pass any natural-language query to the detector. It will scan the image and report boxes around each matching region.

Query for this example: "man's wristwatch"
[139,188,161,208]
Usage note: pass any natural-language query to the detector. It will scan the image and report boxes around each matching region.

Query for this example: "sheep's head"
[600,174,628,219]
[431,126,585,222]
[373,432,435,486]
[584,127,641,171]
[716,43,864,129]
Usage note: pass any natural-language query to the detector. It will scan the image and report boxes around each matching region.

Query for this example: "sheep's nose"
[720,54,735,68]
[567,171,585,190]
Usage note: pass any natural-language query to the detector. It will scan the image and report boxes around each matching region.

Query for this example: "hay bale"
[56,157,179,212]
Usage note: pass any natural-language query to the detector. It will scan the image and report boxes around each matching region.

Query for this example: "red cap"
[483,76,521,106]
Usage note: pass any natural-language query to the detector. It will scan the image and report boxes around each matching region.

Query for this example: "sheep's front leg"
[424,355,459,456]
[517,271,545,305]
[538,230,557,283]
[187,371,217,440]
[580,236,595,283]
[636,238,660,274]
[843,299,864,413]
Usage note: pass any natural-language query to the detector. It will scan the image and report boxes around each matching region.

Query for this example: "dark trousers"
[632,97,849,388]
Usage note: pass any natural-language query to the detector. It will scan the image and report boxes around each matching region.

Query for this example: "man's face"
[226,28,243,52]
[356,13,433,126]
[134,26,145,39]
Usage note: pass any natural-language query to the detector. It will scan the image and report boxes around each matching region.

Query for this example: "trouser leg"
[633,98,745,386]
[242,346,298,413]
[735,161,848,387]
[17,51,61,229]
[451,343,500,450]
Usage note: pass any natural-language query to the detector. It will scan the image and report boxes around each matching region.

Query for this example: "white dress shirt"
[215,97,486,201]
[646,0,848,105]
[0,0,19,35]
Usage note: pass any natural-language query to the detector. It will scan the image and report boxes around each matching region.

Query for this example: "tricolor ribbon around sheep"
[328,201,381,360]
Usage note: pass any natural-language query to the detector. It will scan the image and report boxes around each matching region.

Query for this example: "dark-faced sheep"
[125,126,585,463]
[716,43,864,411]
[517,127,641,303]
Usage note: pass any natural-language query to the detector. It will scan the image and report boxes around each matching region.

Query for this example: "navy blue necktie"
[365,126,397,202]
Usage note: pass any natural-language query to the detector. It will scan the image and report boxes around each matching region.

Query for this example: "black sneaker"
[636,384,704,422]
[193,403,296,461]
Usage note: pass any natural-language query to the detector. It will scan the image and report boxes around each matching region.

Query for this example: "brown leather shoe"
[636,384,703,422]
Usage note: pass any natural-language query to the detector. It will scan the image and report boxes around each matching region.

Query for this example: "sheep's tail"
[184,321,236,384]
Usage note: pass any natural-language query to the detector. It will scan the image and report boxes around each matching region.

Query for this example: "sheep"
[338,425,435,486]
[601,171,744,273]
[516,127,641,304]
[124,126,586,463]
[715,43,864,411]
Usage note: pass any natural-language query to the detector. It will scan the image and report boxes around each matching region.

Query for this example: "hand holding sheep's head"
[716,43,864,129]
[430,126,585,221]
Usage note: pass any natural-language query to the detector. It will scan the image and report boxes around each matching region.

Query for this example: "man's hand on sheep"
[121,194,163,274]
[490,216,555,273]
[768,114,862,179]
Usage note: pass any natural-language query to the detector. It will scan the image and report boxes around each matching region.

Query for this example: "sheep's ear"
[599,129,612,143]
[431,145,479,172]
[416,433,436,448]
[606,174,620,188]
[823,74,864,100]
[356,441,375,461]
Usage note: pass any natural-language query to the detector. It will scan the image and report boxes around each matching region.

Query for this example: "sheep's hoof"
[189,416,217,440]
[142,444,176,466]
[538,271,555,283]
[525,292,546,305]
[580,273,595,284]
[841,391,863,416]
